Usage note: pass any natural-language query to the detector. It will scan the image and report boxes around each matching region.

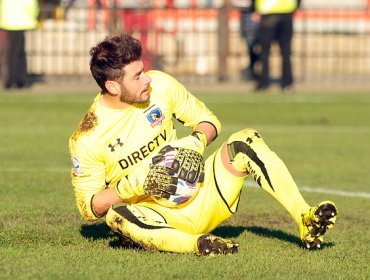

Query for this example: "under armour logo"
[108,138,123,152]
[246,132,261,144]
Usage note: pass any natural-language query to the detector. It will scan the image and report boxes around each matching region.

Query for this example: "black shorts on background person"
[252,0,301,92]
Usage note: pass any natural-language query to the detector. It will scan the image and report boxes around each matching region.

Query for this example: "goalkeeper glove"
[115,163,150,200]
[144,145,204,200]
[115,145,204,201]
[170,130,207,155]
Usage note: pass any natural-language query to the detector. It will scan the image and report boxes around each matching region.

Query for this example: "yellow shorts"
[137,147,246,234]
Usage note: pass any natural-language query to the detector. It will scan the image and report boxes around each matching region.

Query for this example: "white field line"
[205,98,370,105]
[244,181,370,199]
[1,167,369,199]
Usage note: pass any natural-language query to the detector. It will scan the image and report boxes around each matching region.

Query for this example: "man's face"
[119,60,152,104]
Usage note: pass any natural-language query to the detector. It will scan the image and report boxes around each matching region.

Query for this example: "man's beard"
[119,86,135,103]
[119,83,150,104]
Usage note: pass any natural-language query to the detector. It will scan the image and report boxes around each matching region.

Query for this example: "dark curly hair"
[89,34,142,93]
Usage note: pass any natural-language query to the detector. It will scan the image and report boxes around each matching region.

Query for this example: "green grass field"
[0,89,369,279]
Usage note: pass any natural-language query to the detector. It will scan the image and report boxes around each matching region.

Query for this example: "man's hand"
[143,145,204,200]
[143,165,178,198]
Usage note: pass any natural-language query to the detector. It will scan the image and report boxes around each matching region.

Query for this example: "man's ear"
[105,80,120,96]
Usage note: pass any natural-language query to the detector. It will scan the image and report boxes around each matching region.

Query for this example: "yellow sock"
[227,129,310,224]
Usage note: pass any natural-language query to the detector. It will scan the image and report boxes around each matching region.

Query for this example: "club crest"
[146,107,165,127]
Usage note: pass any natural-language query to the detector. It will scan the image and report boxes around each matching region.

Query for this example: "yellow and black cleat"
[197,234,239,256]
[299,201,338,250]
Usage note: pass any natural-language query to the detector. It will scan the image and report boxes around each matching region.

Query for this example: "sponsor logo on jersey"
[71,156,84,174]
[118,130,167,170]
[146,107,165,127]
[108,138,123,152]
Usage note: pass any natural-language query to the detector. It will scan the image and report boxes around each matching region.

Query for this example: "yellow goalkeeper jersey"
[69,70,221,221]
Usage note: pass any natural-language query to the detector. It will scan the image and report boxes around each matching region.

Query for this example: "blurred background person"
[233,0,260,81]
[0,0,40,90]
[0,29,6,82]
[252,0,301,92]
[117,0,153,70]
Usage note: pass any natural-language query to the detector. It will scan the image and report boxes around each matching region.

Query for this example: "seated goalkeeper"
[69,34,337,255]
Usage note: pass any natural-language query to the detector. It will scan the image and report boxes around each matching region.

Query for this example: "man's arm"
[195,122,217,145]
[91,159,159,217]
[162,71,221,148]
[170,121,218,156]
[92,188,123,217]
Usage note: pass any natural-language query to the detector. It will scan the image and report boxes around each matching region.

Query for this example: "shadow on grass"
[213,225,335,249]
[79,222,143,249]
[212,225,247,239]
[79,223,334,250]
[80,222,112,240]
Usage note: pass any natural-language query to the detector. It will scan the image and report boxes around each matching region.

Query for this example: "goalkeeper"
[69,34,337,255]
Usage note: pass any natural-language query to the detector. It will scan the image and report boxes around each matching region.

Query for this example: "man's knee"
[240,128,261,138]
[106,204,167,234]
[228,128,263,146]
[226,128,268,163]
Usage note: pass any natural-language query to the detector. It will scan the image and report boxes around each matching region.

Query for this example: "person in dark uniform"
[252,0,301,92]
[235,0,260,81]
[0,0,39,89]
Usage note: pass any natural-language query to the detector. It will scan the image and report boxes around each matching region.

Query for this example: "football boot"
[197,234,239,256]
[299,201,337,249]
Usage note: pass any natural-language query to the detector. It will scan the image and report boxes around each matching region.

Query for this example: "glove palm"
[143,145,204,202]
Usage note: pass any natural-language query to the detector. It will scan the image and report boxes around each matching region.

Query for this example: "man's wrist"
[191,130,207,150]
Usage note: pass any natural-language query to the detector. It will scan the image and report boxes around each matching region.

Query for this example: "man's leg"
[257,15,276,89]
[223,128,337,249]
[5,31,18,88]
[277,14,293,89]
[16,31,27,87]
[5,30,27,88]
[106,203,239,255]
